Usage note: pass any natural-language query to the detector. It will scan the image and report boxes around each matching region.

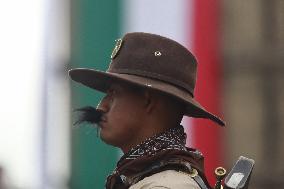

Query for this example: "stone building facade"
[222,0,284,188]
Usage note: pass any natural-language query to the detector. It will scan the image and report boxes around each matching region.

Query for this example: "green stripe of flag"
[70,1,121,188]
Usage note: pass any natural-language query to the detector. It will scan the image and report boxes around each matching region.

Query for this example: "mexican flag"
[71,0,224,188]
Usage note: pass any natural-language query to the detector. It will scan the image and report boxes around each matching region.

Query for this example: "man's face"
[97,82,146,150]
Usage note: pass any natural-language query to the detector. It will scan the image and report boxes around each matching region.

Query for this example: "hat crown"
[108,32,197,96]
[68,32,225,126]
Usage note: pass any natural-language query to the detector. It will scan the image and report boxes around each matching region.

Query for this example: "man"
[69,32,225,189]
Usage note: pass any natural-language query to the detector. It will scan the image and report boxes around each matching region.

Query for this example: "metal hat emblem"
[111,38,122,59]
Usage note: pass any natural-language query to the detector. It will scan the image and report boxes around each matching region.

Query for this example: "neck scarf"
[119,125,192,162]
[105,125,206,189]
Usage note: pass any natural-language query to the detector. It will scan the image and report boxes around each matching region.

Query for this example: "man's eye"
[109,89,117,96]
[107,90,112,96]
[106,89,117,101]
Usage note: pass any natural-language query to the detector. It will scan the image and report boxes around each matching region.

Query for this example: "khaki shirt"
[129,170,201,189]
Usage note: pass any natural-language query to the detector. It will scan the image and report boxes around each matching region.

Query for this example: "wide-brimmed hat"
[69,32,225,126]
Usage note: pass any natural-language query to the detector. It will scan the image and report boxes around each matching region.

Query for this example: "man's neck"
[121,125,185,155]
[117,125,187,165]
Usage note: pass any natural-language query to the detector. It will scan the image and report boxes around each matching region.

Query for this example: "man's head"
[69,32,225,151]
[97,81,185,152]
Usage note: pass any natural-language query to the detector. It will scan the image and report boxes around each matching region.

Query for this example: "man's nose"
[96,96,110,113]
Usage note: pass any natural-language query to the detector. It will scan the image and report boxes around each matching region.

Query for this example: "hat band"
[107,68,194,97]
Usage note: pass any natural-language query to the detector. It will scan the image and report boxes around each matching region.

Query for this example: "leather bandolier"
[105,149,212,189]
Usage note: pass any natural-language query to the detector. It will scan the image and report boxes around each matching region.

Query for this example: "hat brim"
[69,68,225,126]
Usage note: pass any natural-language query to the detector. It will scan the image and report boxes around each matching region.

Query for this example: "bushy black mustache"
[73,106,103,125]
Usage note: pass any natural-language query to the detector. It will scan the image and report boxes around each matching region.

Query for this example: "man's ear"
[143,90,157,113]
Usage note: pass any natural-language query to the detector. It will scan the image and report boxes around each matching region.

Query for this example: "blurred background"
[0,0,283,188]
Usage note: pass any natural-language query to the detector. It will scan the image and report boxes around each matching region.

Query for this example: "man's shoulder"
[129,170,201,189]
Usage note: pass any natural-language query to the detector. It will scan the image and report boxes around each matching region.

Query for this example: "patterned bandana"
[118,125,191,164]
[106,125,206,189]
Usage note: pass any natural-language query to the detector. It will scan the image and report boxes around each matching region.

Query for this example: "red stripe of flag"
[188,0,225,186]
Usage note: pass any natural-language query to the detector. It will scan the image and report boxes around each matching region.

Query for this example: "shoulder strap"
[118,158,211,189]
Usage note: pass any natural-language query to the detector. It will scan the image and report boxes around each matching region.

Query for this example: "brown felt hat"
[69,32,225,126]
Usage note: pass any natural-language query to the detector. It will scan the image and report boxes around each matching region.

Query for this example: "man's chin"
[99,132,120,147]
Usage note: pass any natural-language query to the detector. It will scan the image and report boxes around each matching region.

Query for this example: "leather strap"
[192,174,209,189]
[118,158,211,189]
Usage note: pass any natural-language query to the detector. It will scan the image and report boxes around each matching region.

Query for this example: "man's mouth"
[100,115,107,122]
[98,116,107,128]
